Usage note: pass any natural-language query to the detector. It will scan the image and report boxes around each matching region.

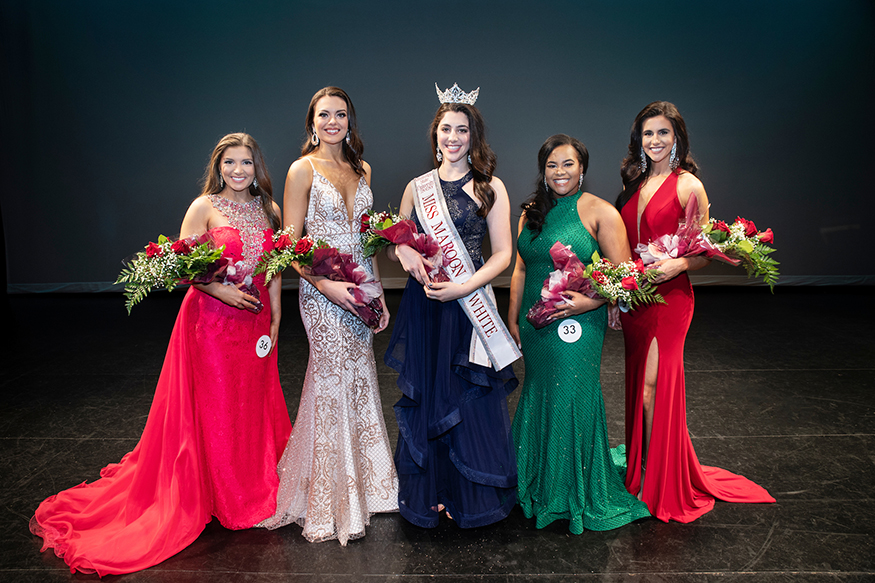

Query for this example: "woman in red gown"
[29,133,293,575]
[616,102,774,522]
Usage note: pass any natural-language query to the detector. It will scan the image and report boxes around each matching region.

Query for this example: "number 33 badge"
[557,318,581,343]
[255,335,272,358]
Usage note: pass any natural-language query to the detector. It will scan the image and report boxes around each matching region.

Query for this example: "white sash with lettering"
[412,170,522,371]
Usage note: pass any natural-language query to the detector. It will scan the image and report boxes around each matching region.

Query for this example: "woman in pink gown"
[30,133,293,575]
[616,102,774,522]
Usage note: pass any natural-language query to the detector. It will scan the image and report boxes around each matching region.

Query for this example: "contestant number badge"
[557,319,581,343]
[256,335,272,358]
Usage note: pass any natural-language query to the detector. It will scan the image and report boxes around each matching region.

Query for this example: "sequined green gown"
[513,192,650,533]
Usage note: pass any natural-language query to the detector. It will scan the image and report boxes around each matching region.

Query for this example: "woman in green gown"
[508,134,650,533]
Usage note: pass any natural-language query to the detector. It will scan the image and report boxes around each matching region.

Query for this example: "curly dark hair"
[429,102,497,218]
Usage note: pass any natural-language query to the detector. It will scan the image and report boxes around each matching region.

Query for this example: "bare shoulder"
[489,175,509,198]
[489,175,506,190]
[180,194,214,238]
[288,156,314,179]
[186,194,213,215]
[518,210,528,232]
[285,157,315,195]
[579,192,620,219]
[676,171,707,206]
[677,171,704,192]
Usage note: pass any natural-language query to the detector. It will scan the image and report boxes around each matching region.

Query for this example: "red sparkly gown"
[30,195,292,576]
[619,172,774,522]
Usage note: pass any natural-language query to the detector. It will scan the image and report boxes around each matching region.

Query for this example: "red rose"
[634,258,646,272]
[713,220,730,233]
[360,213,371,233]
[621,276,639,290]
[145,241,164,258]
[737,217,757,237]
[758,228,774,244]
[275,233,294,250]
[592,270,607,285]
[294,237,314,255]
[171,239,192,255]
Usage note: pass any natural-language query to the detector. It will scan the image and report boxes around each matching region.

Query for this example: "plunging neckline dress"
[619,172,775,522]
[258,160,398,545]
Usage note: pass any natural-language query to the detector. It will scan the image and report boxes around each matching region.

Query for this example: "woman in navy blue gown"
[384,86,518,528]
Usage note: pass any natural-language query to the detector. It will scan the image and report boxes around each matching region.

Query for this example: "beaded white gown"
[258,160,398,544]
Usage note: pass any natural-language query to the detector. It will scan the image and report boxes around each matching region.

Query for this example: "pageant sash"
[412,170,522,371]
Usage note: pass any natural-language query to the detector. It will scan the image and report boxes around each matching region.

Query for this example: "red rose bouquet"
[116,233,227,314]
[258,232,385,328]
[294,235,384,328]
[360,208,449,283]
[255,225,299,283]
[636,195,779,290]
[526,242,664,329]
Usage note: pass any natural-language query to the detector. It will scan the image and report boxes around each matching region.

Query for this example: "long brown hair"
[201,132,280,230]
[522,134,589,238]
[429,102,497,218]
[616,101,698,211]
[301,86,365,177]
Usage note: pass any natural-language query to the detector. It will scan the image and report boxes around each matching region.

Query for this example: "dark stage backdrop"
[2,0,873,291]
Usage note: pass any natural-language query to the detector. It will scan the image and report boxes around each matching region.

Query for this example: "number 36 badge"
[255,335,272,358]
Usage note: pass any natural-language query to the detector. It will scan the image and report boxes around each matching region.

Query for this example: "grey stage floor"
[1,286,873,582]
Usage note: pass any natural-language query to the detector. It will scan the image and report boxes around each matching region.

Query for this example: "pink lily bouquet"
[257,228,385,328]
[636,196,779,291]
[360,209,449,283]
[116,233,227,314]
[526,242,665,329]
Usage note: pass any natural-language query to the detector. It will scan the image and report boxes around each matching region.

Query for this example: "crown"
[435,82,479,105]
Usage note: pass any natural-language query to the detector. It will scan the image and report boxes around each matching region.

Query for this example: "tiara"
[435,82,479,105]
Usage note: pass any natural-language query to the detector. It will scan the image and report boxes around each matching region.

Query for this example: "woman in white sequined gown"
[258,87,398,544]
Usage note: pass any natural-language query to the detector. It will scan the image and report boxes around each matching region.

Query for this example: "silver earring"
[467,154,472,164]
[253,177,259,189]
[639,146,648,173]
[345,130,350,145]
[219,174,224,188]
[436,149,442,162]
[544,177,549,192]
[311,131,319,146]
[578,174,584,190]
[669,142,679,170]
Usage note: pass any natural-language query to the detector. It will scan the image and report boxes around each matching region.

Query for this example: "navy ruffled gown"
[385,172,518,528]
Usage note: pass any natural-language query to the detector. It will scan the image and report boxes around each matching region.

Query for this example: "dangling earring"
[345,130,351,145]
[669,141,679,170]
[253,177,259,189]
[578,174,584,191]
[311,131,319,146]
[639,146,648,173]
[544,177,549,192]
[436,149,442,162]
[219,174,224,188]
[467,153,472,164]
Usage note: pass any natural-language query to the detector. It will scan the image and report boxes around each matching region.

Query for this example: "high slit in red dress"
[619,172,774,522]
